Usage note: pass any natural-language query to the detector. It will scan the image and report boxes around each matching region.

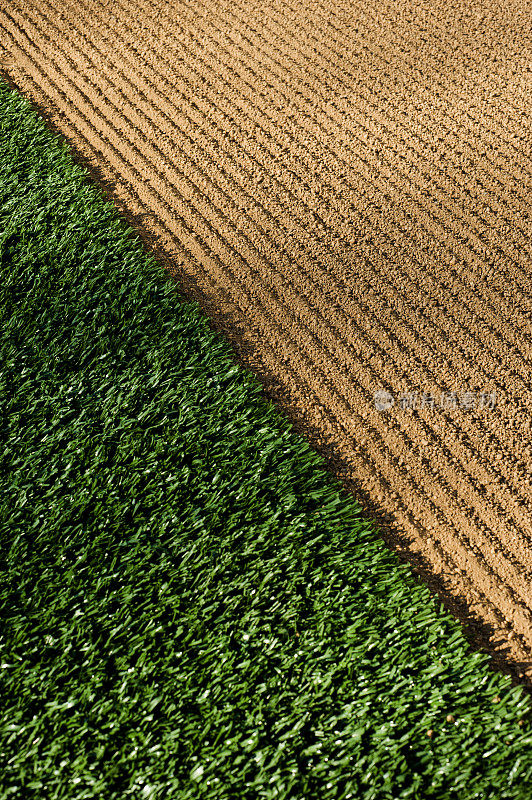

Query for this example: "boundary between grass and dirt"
[1,80,532,799]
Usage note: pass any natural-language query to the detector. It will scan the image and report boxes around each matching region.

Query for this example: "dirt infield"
[1,0,531,675]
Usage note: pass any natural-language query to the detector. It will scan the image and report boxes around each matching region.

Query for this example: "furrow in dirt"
[1,0,531,677]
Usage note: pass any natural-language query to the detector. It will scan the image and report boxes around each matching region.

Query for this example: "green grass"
[0,79,531,800]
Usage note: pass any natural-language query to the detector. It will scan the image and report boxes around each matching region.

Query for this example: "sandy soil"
[1,0,531,679]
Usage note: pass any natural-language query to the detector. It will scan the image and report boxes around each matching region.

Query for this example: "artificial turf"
[1,79,531,799]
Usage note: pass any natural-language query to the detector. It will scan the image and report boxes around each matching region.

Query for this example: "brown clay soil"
[1,0,531,678]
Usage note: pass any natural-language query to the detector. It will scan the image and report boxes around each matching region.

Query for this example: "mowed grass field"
[1,81,531,799]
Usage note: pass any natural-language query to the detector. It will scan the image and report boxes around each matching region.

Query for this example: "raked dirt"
[1,0,531,679]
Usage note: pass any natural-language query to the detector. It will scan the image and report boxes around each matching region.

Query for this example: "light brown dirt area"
[1,0,531,681]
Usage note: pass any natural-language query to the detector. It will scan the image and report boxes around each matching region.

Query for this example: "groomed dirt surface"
[1,0,531,677]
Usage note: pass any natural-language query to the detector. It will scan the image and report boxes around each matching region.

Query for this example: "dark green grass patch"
[0,80,531,799]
